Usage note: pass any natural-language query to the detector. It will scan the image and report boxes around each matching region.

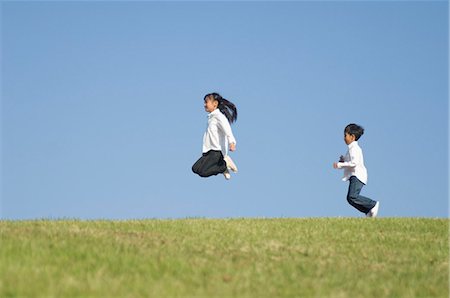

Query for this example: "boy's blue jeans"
[347,176,377,214]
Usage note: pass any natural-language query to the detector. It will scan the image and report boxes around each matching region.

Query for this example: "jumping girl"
[192,93,238,180]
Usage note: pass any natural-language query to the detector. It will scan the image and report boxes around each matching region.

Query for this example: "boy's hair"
[345,123,364,141]
[204,92,238,124]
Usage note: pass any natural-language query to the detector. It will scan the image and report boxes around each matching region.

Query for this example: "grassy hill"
[1,218,448,297]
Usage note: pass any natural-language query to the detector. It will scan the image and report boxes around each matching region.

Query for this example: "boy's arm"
[337,148,360,169]
[337,161,356,169]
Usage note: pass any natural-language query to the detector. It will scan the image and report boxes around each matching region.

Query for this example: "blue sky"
[1,1,448,219]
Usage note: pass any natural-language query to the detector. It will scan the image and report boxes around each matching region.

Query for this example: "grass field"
[0,218,448,297]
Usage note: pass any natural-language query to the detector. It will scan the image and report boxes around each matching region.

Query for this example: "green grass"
[0,218,448,297]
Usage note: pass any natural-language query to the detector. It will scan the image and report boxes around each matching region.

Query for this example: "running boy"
[333,124,379,217]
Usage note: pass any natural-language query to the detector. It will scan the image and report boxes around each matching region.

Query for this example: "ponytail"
[204,93,238,124]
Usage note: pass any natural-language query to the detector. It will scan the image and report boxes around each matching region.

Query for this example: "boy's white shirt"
[202,109,236,156]
[337,141,368,184]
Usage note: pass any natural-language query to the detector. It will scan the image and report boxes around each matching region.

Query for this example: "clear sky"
[1,1,448,219]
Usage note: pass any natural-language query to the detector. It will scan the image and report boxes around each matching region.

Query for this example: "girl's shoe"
[223,169,231,180]
[224,155,238,173]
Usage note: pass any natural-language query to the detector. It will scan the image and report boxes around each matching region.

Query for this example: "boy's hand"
[229,143,236,151]
[333,162,339,169]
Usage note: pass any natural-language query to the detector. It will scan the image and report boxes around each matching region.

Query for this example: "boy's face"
[344,133,356,145]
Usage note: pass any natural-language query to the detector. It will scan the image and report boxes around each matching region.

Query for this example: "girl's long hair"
[205,93,238,124]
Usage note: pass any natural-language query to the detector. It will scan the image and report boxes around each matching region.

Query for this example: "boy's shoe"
[223,169,231,180]
[367,201,380,218]
[224,155,238,173]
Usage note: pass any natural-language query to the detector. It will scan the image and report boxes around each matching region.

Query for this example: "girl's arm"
[217,114,236,147]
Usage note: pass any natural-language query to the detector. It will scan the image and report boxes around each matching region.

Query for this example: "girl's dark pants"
[192,150,227,177]
[347,176,377,214]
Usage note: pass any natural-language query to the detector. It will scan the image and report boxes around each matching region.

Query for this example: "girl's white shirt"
[337,141,368,184]
[202,109,236,156]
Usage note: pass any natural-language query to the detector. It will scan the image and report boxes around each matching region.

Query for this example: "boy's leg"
[192,150,227,177]
[347,176,377,214]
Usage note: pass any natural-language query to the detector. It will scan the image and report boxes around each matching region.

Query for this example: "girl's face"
[344,133,356,145]
[204,97,218,113]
